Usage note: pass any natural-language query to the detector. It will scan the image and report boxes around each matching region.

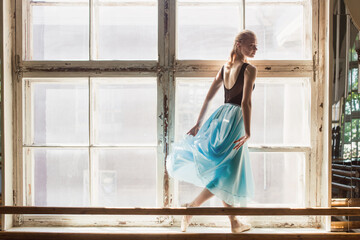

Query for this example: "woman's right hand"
[233,133,250,150]
[187,123,200,136]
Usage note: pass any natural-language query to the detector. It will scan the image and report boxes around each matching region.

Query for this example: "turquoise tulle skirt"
[166,103,254,206]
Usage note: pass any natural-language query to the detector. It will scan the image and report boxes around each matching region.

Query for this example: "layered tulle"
[166,103,254,206]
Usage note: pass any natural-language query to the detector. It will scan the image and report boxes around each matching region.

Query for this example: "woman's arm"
[187,66,224,136]
[241,64,257,137]
[233,64,257,149]
[195,67,224,126]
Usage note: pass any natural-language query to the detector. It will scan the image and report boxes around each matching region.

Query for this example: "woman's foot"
[181,203,193,232]
[231,218,251,233]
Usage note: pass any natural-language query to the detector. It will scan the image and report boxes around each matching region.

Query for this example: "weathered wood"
[19,60,315,79]
[1,206,360,216]
[310,0,320,213]
[175,60,314,75]
[0,232,359,240]
[248,146,311,153]
[20,61,159,77]
[2,0,17,231]
[9,0,328,230]
[29,1,155,7]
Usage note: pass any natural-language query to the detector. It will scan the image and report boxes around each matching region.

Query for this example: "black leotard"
[220,63,255,106]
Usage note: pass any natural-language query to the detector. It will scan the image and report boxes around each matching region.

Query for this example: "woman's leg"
[222,200,237,222]
[181,188,214,231]
[222,200,251,232]
[189,188,214,207]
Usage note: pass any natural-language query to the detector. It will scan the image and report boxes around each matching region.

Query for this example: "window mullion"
[89,77,95,206]
[89,0,92,60]
[166,0,177,209]
[241,0,245,30]
[157,0,167,209]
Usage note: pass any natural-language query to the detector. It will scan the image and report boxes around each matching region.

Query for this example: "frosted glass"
[31,80,89,145]
[250,79,311,146]
[177,4,241,60]
[249,152,305,206]
[178,152,305,207]
[32,0,87,2]
[94,0,157,60]
[94,148,157,207]
[30,3,89,60]
[175,78,310,146]
[179,0,304,2]
[174,78,224,141]
[32,148,90,207]
[179,181,223,207]
[245,1,311,59]
[93,78,157,145]
[246,0,303,2]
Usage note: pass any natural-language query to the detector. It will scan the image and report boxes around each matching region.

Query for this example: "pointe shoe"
[181,203,191,232]
[231,220,251,233]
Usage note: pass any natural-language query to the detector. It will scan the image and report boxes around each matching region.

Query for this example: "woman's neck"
[234,53,246,63]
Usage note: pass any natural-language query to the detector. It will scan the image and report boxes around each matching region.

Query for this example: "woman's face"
[237,36,258,58]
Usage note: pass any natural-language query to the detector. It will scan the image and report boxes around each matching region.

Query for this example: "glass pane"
[245,0,311,59]
[30,79,89,145]
[343,144,351,159]
[181,0,304,2]
[32,0,88,2]
[175,77,310,146]
[350,35,359,62]
[93,78,157,145]
[175,78,224,141]
[246,0,304,2]
[250,78,311,146]
[94,0,157,60]
[31,148,90,207]
[350,68,359,91]
[177,1,242,60]
[177,152,305,207]
[94,148,157,207]
[250,152,305,206]
[29,1,89,60]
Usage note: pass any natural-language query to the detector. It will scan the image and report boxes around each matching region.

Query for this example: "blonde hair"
[226,30,256,69]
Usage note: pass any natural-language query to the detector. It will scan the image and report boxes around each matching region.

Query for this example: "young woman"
[167,30,258,233]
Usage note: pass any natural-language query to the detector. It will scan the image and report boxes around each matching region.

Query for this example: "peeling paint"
[164,1,168,34]
[163,93,170,207]
[23,66,158,73]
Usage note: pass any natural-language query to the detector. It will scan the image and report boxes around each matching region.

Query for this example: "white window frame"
[3,0,329,228]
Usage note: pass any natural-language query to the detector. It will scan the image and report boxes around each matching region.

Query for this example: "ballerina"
[167,30,258,233]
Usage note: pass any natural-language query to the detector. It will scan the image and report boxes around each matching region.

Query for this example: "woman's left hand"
[233,134,250,150]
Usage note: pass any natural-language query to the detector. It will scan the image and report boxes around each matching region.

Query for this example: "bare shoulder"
[244,63,257,82]
[245,63,257,74]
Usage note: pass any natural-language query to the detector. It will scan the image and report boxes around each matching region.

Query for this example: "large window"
[23,77,157,207]
[14,0,321,228]
[177,0,311,60]
[24,0,158,60]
